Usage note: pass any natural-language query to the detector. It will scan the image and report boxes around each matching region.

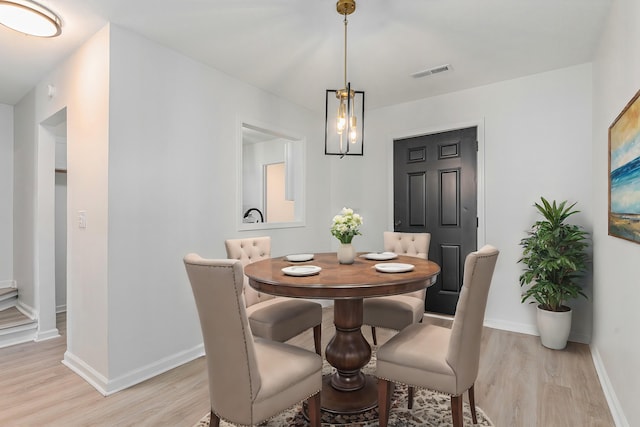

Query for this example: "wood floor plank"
[0,308,615,427]
[539,383,575,427]
[478,328,538,427]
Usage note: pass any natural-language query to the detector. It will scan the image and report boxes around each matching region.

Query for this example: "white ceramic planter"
[536,305,572,350]
[337,243,356,264]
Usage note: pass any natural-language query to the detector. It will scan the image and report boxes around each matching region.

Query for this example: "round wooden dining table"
[244,252,440,416]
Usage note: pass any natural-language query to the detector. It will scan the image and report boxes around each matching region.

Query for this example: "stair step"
[0,287,17,301]
[0,307,35,331]
[0,288,18,311]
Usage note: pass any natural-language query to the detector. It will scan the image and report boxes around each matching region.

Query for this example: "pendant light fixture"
[325,0,364,157]
[0,0,62,37]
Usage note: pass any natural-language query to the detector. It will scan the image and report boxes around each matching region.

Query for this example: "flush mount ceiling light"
[325,0,365,158]
[0,0,62,37]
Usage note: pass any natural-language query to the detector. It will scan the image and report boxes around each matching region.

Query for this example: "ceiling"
[0,0,612,112]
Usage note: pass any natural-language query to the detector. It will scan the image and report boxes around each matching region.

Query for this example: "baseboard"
[104,343,205,395]
[482,317,590,344]
[56,304,67,314]
[63,343,205,396]
[0,280,16,288]
[568,331,590,345]
[483,317,539,336]
[424,312,454,321]
[16,300,36,319]
[62,351,110,396]
[35,327,60,342]
[590,345,629,427]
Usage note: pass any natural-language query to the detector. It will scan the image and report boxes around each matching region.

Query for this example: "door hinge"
[477,217,479,227]
[476,141,479,151]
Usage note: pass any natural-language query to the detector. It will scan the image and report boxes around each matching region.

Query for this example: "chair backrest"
[225,236,274,307]
[384,231,431,300]
[183,255,261,423]
[445,245,499,394]
[383,231,431,259]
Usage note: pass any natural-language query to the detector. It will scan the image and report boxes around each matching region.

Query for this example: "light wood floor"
[0,309,614,427]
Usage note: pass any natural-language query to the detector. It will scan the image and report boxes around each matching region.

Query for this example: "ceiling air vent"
[411,64,452,78]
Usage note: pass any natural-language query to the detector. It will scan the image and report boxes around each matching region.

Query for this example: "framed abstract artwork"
[609,88,640,244]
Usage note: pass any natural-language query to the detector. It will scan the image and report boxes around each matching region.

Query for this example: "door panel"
[440,169,459,226]
[393,127,477,314]
[440,244,461,292]
[409,173,426,227]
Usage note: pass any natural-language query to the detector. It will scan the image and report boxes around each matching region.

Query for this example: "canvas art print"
[609,89,640,243]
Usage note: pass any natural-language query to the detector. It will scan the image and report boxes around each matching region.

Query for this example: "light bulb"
[336,101,346,134]
[349,116,357,143]
[349,129,357,143]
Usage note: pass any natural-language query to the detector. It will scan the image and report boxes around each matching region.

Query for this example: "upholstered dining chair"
[184,255,322,427]
[225,236,323,354]
[375,245,499,427]
[363,231,431,345]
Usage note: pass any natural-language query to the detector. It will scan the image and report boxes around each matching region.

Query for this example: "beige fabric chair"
[225,236,323,354]
[363,231,431,345]
[184,255,322,427]
[376,245,499,427]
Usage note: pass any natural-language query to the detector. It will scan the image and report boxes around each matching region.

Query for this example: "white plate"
[282,265,322,276]
[363,252,398,261]
[375,263,415,273]
[286,253,314,262]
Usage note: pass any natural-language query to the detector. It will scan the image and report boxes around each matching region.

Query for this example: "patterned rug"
[194,351,493,427]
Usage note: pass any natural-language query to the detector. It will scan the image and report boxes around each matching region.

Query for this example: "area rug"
[194,351,493,426]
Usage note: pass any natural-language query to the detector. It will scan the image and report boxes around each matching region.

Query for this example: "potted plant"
[518,197,589,350]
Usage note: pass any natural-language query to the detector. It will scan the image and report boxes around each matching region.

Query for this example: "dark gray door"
[393,127,477,315]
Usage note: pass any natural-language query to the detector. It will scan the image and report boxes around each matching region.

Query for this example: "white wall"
[54,172,67,311]
[591,0,640,425]
[14,25,111,381]
[0,104,12,287]
[104,25,332,389]
[332,64,594,342]
[55,138,67,313]
[13,93,37,311]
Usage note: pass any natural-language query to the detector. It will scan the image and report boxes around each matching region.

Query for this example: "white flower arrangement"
[330,207,363,244]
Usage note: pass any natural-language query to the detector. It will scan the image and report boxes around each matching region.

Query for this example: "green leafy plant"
[518,197,589,312]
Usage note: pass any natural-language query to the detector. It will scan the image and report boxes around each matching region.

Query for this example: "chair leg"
[377,378,392,427]
[307,391,322,427]
[209,410,220,427]
[468,384,478,424]
[313,324,322,355]
[451,395,464,427]
[371,326,378,345]
[408,386,414,409]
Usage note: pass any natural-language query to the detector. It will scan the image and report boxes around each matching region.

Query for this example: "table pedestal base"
[321,374,378,414]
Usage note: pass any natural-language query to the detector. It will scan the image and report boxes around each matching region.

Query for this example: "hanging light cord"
[343,13,348,89]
